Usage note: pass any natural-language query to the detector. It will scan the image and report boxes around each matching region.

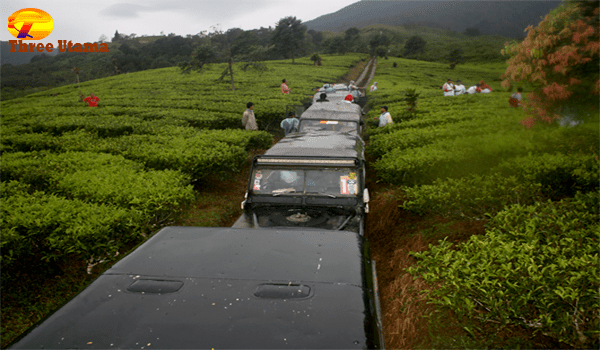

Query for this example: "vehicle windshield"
[251,168,359,196]
[298,120,357,133]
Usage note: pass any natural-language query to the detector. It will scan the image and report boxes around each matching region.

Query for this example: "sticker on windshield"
[348,172,357,194]
[340,176,349,194]
[319,120,339,124]
[253,172,261,190]
[348,179,357,195]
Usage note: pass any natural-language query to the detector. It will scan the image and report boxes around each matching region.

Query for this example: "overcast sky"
[2,0,356,46]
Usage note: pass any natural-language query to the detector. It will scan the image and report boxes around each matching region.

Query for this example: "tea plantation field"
[366,58,599,348]
[0,54,366,273]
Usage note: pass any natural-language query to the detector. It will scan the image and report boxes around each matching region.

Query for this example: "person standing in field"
[375,106,393,127]
[242,102,258,130]
[83,93,100,107]
[442,78,455,96]
[509,87,524,107]
[370,82,378,92]
[280,111,299,135]
[281,79,290,94]
[454,80,466,95]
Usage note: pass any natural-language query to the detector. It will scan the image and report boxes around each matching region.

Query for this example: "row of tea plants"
[366,58,599,347]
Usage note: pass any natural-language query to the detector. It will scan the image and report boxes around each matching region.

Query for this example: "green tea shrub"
[408,192,600,348]
[1,181,139,269]
[493,153,599,199]
[1,152,195,221]
[107,134,248,177]
[400,153,598,219]
[401,173,542,219]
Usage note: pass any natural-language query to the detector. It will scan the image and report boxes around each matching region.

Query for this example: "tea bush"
[1,152,195,221]
[1,181,139,268]
[408,192,600,348]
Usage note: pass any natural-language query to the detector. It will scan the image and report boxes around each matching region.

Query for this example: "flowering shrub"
[501,1,599,123]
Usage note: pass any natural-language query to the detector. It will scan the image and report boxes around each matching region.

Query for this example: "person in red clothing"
[281,79,290,94]
[479,80,492,92]
[84,93,100,107]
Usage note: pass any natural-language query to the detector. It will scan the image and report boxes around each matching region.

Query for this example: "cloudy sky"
[2,0,356,45]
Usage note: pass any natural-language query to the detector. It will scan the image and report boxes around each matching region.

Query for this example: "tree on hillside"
[501,0,599,124]
[448,48,463,69]
[464,27,480,37]
[271,16,306,64]
[180,27,269,90]
[307,29,323,50]
[323,36,346,54]
[369,32,390,58]
[345,27,361,52]
[403,35,426,58]
[112,30,122,43]
[179,42,217,73]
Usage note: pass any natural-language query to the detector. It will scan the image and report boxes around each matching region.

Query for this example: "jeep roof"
[9,227,383,349]
[300,101,362,122]
[260,132,364,160]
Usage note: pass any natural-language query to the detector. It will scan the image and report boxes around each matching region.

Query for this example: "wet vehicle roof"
[9,227,380,349]
[301,102,362,121]
[262,132,364,159]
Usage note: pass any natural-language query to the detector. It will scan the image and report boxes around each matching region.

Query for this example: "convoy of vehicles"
[8,83,383,349]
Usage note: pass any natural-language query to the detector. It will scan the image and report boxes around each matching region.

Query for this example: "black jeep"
[233,132,369,235]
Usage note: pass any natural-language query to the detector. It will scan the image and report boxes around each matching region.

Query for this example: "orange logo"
[8,8,53,40]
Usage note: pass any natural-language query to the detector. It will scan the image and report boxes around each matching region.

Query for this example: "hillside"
[1,41,60,66]
[305,0,562,38]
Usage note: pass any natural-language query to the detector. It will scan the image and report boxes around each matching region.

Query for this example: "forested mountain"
[1,41,60,66]
[304,0,562,38]
[2,1,562,99]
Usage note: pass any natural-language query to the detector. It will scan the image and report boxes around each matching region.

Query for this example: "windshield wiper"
[272,188,296,196]
[307,192,337,198]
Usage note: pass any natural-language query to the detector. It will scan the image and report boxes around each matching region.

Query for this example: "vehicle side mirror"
[241,192,248,210]
[363,188,370,213]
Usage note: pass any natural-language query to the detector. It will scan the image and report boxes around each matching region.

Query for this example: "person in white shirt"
[370,82,378,92]
[466,83,482,94]
[442,78,455,96]
[376,106,393,127]
[454,80,466,95]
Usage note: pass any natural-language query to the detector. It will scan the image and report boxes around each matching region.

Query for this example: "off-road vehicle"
[8,226,384,349]
[233,131,369,235]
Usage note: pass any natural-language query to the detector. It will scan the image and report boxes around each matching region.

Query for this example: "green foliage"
[271,16,307,63]
[1,152,195,221]
[408,192,600,348]
[1,181,139,268]
[400,153,598,219]
[0,54,362,275]
[369,57,599,347]
[179,43,217,73]
[401,173,543,219]
[403,35,426,58]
